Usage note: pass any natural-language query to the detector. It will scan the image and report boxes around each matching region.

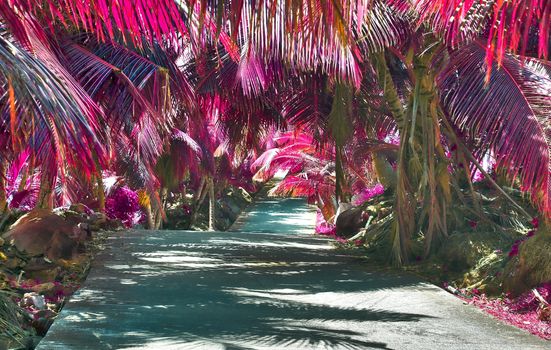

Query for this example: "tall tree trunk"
[335,144,343,204]
[189,177,208,228]
[144,202,154,229]
[374,46,451,264]
[154,187,168,229]
[208,177,215,231]
[138,190,154,229]
[96,174,105,212]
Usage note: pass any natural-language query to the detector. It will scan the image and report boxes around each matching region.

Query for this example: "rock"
[34,309,57,319]
[32,315,55,336]
[89,212,107,226]
[3,209,85,261]
[335,202,353,219]
[92,212,108,220]
[101,218,124,231]
[24,257,55,271]
[21,292,46,309]
[6,208,53,231]
[0,237,4,246]
[89,212,124,231]
[21,335,44,347]
[25,258,61,282]
[24,266,61,283]
[335,206,368,238]
[47,232,81,260]
[77,222,92,240]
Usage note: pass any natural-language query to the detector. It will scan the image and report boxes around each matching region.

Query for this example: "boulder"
[2,210,85,261]
[21,292,46,310]
[2,256,25,270]
[335,206,368,238]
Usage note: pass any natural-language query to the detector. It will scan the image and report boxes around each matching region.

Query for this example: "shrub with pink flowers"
[105,186,142,227]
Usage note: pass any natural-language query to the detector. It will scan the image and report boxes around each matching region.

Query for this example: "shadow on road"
[39,231,429,349]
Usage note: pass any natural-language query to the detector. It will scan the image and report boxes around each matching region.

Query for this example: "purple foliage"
[472,170,485,183]
[8,189,37,211]
[467,283,551,339]
[105,186,142,227]
[352,184,384,206]
[315,210,336,236]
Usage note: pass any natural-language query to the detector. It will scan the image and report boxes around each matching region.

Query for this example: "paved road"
[38,198,549,349]
[229,196,315,234]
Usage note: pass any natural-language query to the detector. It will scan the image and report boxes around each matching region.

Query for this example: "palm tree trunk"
[144,202,154,229]
[154,187,168,229]
[96,174,105,212]
[189,177,207,228]
[335,145,343,204]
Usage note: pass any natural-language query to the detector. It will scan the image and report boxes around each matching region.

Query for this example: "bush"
[503,228,551,296]
[105,186,141,227]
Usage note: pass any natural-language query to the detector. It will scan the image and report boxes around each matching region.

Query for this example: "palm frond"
[0,32,105,174]
[61,40,169,132]
[438,42,551,215]
[412,0,550,69]
[11,0,187,47]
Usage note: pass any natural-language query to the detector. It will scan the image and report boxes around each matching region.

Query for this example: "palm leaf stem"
[441,112,532,220]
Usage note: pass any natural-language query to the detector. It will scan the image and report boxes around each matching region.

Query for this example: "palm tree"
[0,0,548,265]
[189,1,550,264]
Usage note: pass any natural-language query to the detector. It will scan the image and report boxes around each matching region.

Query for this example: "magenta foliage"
[468,283,551,340]
[5,150,39,210]
[509,283,551,313]
[9,190,37,211]
[10,0,187,49]
[105,186,141,227]
[229,157,258,193]
[352,184,384,206]
[315,210,336,236]
[472,170,485,183]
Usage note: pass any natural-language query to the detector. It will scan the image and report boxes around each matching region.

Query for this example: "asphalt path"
[38,197,549,349]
